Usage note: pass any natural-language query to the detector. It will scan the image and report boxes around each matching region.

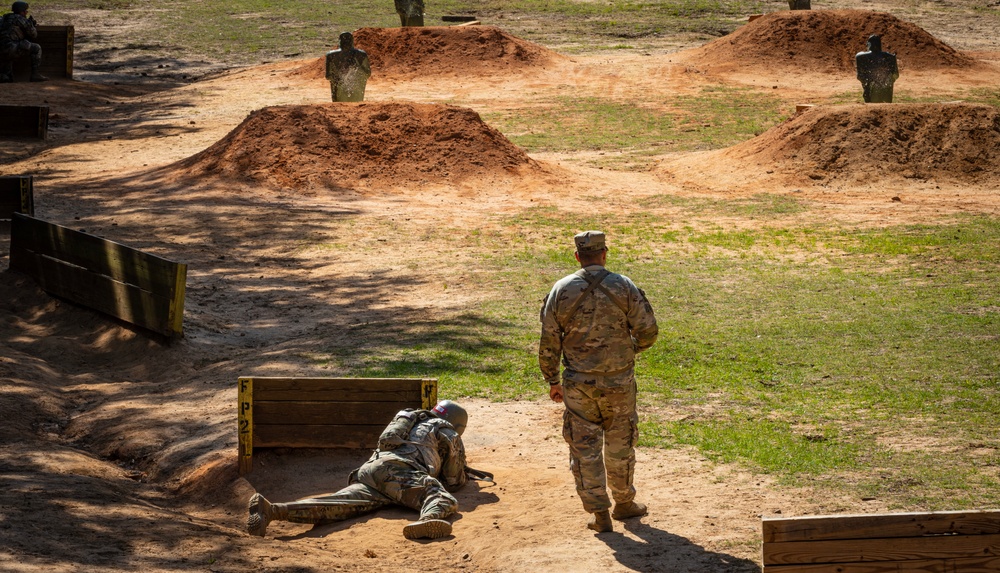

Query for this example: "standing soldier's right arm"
[538,287,564,385]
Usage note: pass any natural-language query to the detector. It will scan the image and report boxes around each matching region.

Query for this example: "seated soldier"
[856,34,899,103]
[325,32,371,102]
[247,400,475,540]
[0,2,47,83]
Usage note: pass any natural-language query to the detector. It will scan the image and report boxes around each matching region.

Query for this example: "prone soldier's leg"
[360,458,458,539]
[247,482,390,537]
[562,383,612,513]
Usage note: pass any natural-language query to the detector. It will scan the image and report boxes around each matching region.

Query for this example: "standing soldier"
[325,32,371,102]
[539,231,658,532]
[0,1,46,83]
[247,400,471,540]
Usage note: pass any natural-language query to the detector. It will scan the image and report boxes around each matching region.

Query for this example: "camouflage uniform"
[0,11,41,82]
[394,0,424,27]
[255,410,466,531]
[539,231,658,514]
[325,33,371,103]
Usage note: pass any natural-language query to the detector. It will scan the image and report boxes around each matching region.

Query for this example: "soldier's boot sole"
[403,519,452,540]
[587,510,613,532]
[247,493,273,537]
[612,501,648,520]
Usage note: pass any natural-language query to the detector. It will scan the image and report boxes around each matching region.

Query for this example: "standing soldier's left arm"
[438,428,468,492]
[627,284,658,353]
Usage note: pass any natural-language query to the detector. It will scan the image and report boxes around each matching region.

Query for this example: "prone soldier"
[247,400,476,540]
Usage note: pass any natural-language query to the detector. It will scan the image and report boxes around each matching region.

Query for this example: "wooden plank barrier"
[9,25,74,81]
[237,377,438,475]
[0,105,49,139]
[8,213,187,338]
[0,175,34,220]
[762,510,1000,572]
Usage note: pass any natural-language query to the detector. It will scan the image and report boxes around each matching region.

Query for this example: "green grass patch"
[305,211,1000,507]
[483,88,786,168]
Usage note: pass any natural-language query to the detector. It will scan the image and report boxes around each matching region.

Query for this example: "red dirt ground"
[291,25,566,81]
[687,10,981,74]
[2,7,1000,573]
[719,102,1000,185]
[176,103,543,191]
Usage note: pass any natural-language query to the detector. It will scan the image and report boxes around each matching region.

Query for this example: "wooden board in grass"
[8,213,187,338]
[9,25,74,81]
[237,377,438,475]
[762,510,1000,572]
[0,105,49,139]
[0,175,34,220]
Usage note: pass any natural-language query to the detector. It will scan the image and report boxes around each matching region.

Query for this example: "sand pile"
[175,102,540,190]
[686,10,978,74]
[293,26,563,80]
[722,103,1000,184]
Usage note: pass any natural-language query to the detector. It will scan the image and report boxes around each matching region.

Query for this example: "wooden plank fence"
[9,25,74,81]
[0,105,49,139]
[762,510,1000,572]
[9,213,187,337]
[0,175,34,220]
[237,377,438,475]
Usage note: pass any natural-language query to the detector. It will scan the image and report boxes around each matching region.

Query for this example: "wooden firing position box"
[762,509,1000,572]
[237,377,439,475]
[9,213,187,338]
[0,175,34,220]
[9,25,74,81]
[0,105,49,139]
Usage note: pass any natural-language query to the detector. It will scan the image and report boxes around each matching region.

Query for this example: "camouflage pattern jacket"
[376,413,468,492]
[0,13,36,48]
[539,264,658,387]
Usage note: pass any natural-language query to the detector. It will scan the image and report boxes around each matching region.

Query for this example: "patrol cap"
[574,230,607,253]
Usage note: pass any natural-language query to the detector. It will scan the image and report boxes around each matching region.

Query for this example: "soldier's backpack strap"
[563,269,610,325]
[594,282,629,317]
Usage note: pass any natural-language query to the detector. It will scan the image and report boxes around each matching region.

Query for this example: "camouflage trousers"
[277,454,458,525]
[394,0,424,26]
[561,379,638,513]
[0,40,41,76]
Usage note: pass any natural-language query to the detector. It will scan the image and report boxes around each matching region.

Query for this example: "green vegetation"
[483,88,787,167]
[306,209,1000,508]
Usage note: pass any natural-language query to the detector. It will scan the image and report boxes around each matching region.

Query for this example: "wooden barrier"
[9,25,74,81]
[237,377,438,475]
[762,510,1000,572]
[0,105,49,139]
[0,175,34,220]
[9,213,187,338]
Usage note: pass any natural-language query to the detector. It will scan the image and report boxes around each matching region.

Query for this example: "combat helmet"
[12,2,29,13]
[430,400,468,436]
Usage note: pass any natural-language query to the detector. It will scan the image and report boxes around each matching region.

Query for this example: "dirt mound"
[175,102,540,190]
[686,10,978,74]
[292,25,563,80]
[722,103,1000,184]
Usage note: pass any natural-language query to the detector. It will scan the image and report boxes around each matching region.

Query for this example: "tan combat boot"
[403,518,453,539]
[587,510,613,532]
[612,501,647,520]
[247,493,274,537]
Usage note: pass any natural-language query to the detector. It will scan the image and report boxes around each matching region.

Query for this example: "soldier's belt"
[566,363,634,377]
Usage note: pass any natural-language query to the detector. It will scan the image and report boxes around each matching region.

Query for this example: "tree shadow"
[596,520,761,573]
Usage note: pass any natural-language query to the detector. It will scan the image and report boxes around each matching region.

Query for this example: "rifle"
[465,466,494,483]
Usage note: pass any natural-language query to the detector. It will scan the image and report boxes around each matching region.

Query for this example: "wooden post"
[238,377,254,475]
[0,175,34,220]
